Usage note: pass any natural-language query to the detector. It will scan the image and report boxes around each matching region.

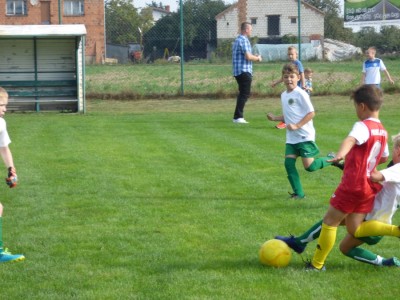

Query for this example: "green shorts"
[285,141,320,158]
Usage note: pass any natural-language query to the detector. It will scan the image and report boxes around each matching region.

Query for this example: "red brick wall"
[237,0,247,32]
[0,0,104,64]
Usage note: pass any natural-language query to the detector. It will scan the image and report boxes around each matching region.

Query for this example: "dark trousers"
[233,72,252,119]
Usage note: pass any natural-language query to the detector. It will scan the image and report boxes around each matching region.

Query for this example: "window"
[267,15,280,36]
[64,0,84,16]
[251,18,257,25]
[290,17,297,24]
[6,0,27,16]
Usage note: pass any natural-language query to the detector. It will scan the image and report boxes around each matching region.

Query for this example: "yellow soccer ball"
[259,239,292,268]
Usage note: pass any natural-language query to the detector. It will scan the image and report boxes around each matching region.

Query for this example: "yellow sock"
[312,223,337,269]
[355,220,400,238]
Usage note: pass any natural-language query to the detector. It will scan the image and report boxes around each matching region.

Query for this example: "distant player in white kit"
[361,46,394,87]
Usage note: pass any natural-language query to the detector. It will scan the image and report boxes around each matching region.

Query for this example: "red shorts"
[330,185,376,214]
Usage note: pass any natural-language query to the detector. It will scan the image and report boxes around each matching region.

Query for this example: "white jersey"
[0,118,11,147]
[281,86,315,144]
[366,163,400,224]
[362,58,387,85]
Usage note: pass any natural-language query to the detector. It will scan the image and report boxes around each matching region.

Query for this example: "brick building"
[215,0,324,42]
[0,0,104,63]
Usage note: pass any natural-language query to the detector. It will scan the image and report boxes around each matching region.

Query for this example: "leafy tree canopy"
[304,0,353,41]
[304,0,341,15]
[106,0,153,45]
[143,0,228,58]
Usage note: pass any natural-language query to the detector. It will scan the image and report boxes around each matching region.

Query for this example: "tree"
[304,0,353,42]
[378,26,400,52]
[304,0,340,15]
[147,1,160,8]
[353,26,400,53]
[324,13,353,42]
[353,27,380,52]
[105,0,153,45]
[143,0,228,60]
[143,14,180,58]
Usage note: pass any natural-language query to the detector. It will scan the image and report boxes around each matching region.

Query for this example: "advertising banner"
[344,0,400,26]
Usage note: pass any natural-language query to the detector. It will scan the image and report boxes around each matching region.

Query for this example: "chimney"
[165,5,170,12]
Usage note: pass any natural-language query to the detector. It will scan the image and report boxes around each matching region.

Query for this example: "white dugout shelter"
[0,24,86,113]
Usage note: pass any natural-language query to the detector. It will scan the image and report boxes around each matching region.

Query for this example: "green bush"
[282,34,298,44]
[215,39,233,60]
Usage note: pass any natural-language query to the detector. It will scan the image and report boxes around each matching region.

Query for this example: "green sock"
[285,157,304,197]
[296,219,323,245]
[345,247,383,266]
[305,157,332,172]
[0,217,3,250]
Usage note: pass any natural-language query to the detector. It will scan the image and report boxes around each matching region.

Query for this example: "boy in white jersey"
[267,64,337,199]
[271,46,306,129]
[361,47,394,87]
[0,87,25,263]
[276,133,400,267]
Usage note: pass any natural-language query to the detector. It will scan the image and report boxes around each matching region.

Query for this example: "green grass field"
[1,94,399,299]
[86,58,400,100]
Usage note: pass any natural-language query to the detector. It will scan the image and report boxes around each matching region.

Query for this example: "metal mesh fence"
[104,0,318,64]
[100,0,326,98]
[105,0,231,64]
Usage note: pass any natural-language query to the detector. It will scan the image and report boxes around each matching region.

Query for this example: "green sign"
[344,0,400,23]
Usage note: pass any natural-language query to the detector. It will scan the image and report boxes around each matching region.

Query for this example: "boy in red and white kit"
[276,135,400,266]
[308,84,389,270]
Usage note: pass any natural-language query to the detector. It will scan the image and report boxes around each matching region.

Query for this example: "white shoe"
[233,118,249,124]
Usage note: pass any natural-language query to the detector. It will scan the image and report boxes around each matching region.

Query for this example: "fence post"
[180,0,184,96]
[298,0,301,60]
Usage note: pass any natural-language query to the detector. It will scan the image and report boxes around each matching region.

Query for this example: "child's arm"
[0,146,17,188]
[0,146,14,169]
[378,155,389,165]
[361,72,366,85]
[328,136,357,163]
[286,111,314,131]
[384,69,394,85]
[300,72,306,89]
[371,162,399,182]
[370,169,384,182]
[245,52,262,62]
[271,78,283,88]
[378,142,390,165]
[266,113,284,122]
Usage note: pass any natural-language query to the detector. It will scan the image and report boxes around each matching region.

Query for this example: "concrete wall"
[216,0,324,41]
[216,4,239,39]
